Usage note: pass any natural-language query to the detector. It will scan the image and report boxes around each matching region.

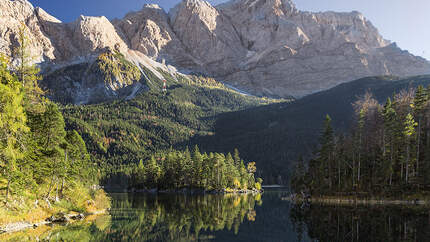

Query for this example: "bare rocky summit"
[1,0,429,101]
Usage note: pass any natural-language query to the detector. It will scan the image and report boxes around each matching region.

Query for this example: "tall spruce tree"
[318,114,334,191]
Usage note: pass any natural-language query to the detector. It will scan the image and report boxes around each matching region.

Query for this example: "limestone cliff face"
[1,0,429,100]
[162,0,430,97]
[0,0,55,63]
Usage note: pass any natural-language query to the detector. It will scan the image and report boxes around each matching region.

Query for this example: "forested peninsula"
[106,147,262,193]
[292,86,430,203]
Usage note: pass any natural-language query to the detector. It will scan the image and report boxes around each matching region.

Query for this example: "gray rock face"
[1,0,429,100]
[162,0,430,97]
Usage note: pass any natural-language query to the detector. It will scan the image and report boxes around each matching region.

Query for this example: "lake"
[5,189,430,241]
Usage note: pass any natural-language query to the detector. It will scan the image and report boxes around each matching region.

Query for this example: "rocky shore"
[0,210,106,235]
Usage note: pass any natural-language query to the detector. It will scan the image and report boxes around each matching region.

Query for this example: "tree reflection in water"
[290,203,430,242]
[39,193,262,241]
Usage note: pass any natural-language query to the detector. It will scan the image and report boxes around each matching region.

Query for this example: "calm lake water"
[7,189,430,241]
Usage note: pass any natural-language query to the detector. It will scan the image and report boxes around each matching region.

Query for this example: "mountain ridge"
[1,0,429,102]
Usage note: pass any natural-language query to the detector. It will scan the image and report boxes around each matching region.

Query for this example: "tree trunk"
[358,133,362,186]
[5,178,11,203]
[328,153,332,190]
[46,174,55,198]
[60,150,67,198]
[352,153,355,188]
[416,119,421,176]
[389,143,393,186]
[60,178,65,198]
[406,143,410,183]
[338,159,341,189]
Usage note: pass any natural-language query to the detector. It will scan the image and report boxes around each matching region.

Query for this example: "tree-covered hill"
[193,75,430,184]
[62,64,430,184]
[61,65,279,177]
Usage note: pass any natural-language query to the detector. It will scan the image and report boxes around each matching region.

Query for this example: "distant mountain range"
[1,0,429,102]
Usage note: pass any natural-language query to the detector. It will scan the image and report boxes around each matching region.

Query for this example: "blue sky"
[28,0,430,60]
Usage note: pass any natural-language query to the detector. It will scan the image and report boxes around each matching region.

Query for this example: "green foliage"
[403,113,417,137]
[0,43,100,213]
[61,67,274,180]
[0,55,29,202]
[125,146,259,191]
[194,75,430,184]
[95,51,141,87]
[294,86,430,196]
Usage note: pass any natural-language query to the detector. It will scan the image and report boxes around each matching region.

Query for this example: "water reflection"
[290,203,430,242]
[8,192,430,241]
[41,193,262,241]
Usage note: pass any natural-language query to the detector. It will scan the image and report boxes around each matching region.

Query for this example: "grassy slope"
[193,75,430,183]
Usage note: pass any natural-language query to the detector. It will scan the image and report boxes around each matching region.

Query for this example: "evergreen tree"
[317,114,334,191]
[403,113,417,183]
[413,85,427,177]
[13,24,44,110]
[382,98,396,185]
[0,56,29,202]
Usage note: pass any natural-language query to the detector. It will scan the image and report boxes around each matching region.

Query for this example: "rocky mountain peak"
[218,0,298,17]
[1,0,429,101]
[70,15,127,55]
[169,0,220,32]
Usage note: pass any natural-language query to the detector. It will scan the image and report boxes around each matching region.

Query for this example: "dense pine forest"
[0,28,109,223]
[105,147,262,192]
[292,86,430,197]
[59,56,274,185]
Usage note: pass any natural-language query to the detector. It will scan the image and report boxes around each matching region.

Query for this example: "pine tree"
[318,115,334,191]
[0,55,29,202]
[145,156,161,188]
[413,86,427,177]
[403,113,417,183]
[382,98,396,185]
[233,148,241,168]
[13,24,44,111]
[192,145,203,187]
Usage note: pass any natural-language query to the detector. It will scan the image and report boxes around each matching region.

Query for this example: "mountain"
[62,69,430,183]
[1,0,429,101]
[61,66,276,172]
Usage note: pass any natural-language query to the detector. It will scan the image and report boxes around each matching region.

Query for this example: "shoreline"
[284,195,430,207]
[127,188,263,195]
[0,209,107,235]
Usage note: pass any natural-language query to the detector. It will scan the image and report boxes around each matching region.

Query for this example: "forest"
[292,86,430,197]
[60,56,274,185]
[105,147,262,191]
[0,27,109,223]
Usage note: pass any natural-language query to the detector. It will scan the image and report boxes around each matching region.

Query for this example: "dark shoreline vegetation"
[291,85,430,202]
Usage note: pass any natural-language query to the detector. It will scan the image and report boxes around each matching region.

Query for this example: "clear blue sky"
[28,0,430,60]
